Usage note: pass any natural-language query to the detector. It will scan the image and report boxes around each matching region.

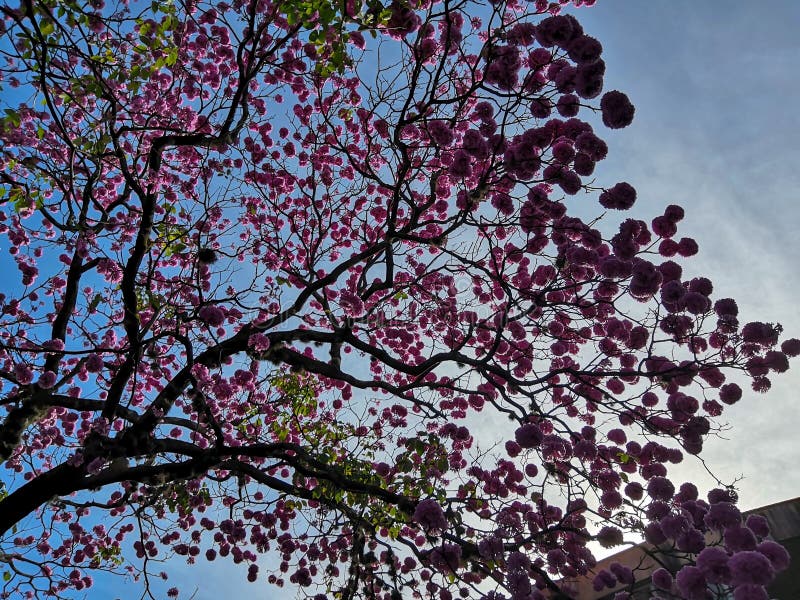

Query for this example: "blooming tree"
[0,0,796,598]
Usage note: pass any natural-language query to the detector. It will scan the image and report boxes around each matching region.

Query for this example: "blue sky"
[6,1,800,597]
[576,0,800,514]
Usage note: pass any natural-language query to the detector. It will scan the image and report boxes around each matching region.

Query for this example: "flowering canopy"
[0,0,796,598]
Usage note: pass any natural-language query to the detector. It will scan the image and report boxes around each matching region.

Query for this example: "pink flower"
[781,337,800,356]
[715,298,739,317]
[514,423,543,448]
[413,498,448,532]
[677,236,699,257]
[13,364,34,385]
[427,120,454,147]
[573,152,594,175]
[535,16,575,48]
[449,149,472,177]
[599,182,636,210]
[338,290,365,317]
[600,90,635,129]
[37,370,57,389]
[741,322,779,346]
[198,305,225,326]
[568,35,602,64]
[556,94,580,117]
[85,353,104,373]
[462,129,489,159]
[574,131,608,160]
[248,332,271,353]
[719,383,742,405]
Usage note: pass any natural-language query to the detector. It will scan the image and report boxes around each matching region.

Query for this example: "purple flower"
[629,260,662,298]
[600,90,635,129]
[484,45,521,90]
[696,546,732,584]
[647,477,675,502]
[552,140,575,163]
[651,568,673,591]
[705,501,742,530]
[756,540,790,572]
[514,423,543,448]
[676,528,705,554]
[660,279,686,304]
[725,526,758,552]
[478,536,504,561]
[248,332,271,353]
[660,514,690,540]
[764,350,789,373]
[734,585,769,600]
[473,101,494,121]
[596,526,623,548]
[609,562,634,585]
[427,543,461,573]
[558,170,582,195]
[745,514,770,538]
[741,322,779,346]
[682,291,710,314]
[592,569,616,591]
[644,522,667,545]
[413,498,448,532]
[708,488,738,505]
[728,551,774,586]
[601,490,623,509]
[675,566,707,600]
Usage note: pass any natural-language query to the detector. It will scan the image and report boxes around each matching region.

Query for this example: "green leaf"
[2,572,10,582]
